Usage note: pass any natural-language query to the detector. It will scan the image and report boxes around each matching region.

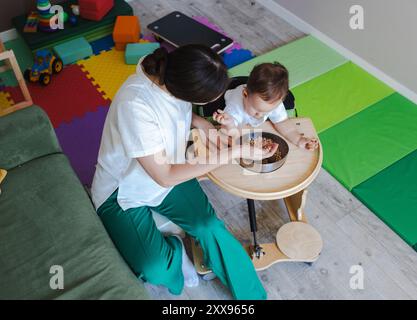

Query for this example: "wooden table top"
[202,118,322,200]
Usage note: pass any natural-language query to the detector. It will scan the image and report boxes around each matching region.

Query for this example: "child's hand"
[213,109,235,128]
[297,136,319,151]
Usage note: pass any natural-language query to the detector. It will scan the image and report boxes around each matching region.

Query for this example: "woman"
[91,45,276,300]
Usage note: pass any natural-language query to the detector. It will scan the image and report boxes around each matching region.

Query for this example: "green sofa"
[0,106,149,299]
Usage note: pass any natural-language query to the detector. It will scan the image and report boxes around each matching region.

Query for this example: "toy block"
[125,42,160,64]
[81,8,111,22]
[114,42,126,51]
[23,11,39,33]
[53,37,93,65]
[113,16,140,50]
[79,0,113,11]
[79,0,114,21]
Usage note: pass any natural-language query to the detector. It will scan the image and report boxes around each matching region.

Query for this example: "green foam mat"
[292,62,394,132]
[229,35,347,88]
[352,149,417,248]
[320,93,417,190]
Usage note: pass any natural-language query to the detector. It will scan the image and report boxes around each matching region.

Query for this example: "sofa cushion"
[0,153,149,299]
[0,106,62,170]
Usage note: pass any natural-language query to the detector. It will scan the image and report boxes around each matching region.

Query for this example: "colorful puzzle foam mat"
[4,64,110,128]
[55,106,109,187]
[222,48,255,69]
[352,149,417,249]
[90,35,115,55]
[292,62,395,133]
[320,93,417,190]
[229,35,348,88]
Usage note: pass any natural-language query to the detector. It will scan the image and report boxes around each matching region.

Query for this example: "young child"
[213,62,318,151]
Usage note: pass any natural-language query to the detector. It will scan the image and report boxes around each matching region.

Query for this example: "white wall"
[263,0,417,102]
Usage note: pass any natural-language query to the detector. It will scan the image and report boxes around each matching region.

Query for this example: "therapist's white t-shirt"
[224,84,288,127]
[91,61,192,211]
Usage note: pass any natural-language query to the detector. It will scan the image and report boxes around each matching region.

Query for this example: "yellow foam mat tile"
[0,91,13,111]
[77,40,150,101]
[77,48,136,100]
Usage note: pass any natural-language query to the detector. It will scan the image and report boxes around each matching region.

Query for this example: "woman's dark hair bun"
[141,44,229,104]
[141,47,169,85]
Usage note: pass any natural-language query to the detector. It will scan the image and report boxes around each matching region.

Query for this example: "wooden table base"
[247,243,320,271]
[192,236,321,275]
[191,188,323,276]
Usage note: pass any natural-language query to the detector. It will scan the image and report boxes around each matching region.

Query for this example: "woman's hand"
[195,116,216,138]
[192,113,222,150]
[297,136,319,151]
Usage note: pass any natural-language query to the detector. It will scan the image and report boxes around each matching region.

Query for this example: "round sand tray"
[276,222,323,260]
[207,118,322,200]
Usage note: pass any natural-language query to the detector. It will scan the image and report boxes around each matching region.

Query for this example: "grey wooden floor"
[130,0,417,300]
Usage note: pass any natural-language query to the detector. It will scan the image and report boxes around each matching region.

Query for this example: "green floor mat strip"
[292,62,394,133]
[320,93,417,190]
[229,35,347,88]
[352,149,417,249]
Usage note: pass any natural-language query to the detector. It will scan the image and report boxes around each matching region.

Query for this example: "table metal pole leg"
[247,199,262,259]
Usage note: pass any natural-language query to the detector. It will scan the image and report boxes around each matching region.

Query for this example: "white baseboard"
[257,0,417,105]
[0,28,18,43]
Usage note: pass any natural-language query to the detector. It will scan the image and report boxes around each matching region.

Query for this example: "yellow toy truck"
[24,49,63,86]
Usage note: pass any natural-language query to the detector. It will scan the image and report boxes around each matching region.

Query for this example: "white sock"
[173,235,199,288]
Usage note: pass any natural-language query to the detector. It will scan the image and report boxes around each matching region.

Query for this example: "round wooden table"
[191,118,323,275]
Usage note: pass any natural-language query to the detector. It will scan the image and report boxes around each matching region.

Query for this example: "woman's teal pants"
[97,178,266,300]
